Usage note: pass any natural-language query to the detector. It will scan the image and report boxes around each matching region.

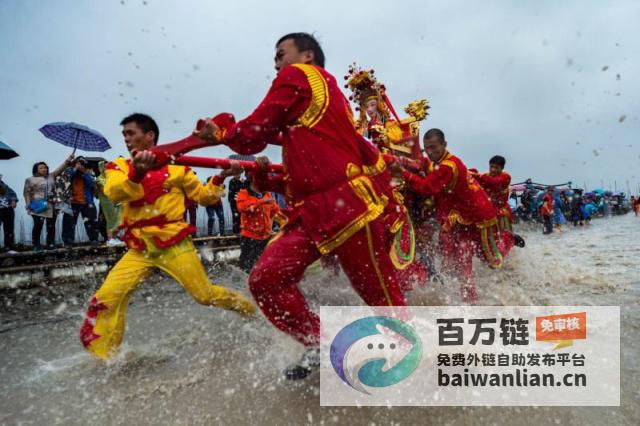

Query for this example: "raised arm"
[51,155,74,178]
[193,66,311,155]
[224,66,310,154]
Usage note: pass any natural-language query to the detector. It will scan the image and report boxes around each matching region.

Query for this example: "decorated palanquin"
[345,64,436,282]
[344,64,429,160]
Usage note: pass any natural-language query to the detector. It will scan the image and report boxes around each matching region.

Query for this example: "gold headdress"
[344,63,430,158]
[344,63,390,126]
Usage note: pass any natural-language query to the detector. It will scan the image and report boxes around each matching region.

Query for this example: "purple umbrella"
[39,122,111,154]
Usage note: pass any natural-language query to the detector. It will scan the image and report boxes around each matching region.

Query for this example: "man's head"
[489,155,506,175]
[423,128,447,162]
[274,33,325,72]
[74,156,88,172]
[120,113,159,154]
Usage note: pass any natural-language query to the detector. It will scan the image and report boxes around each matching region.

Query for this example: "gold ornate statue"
[344,63,429,159]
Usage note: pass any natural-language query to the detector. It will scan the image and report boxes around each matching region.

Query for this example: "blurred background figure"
[61,156,99,246]
[23,157,70,250]
[96,160,122,245]
[236,175,281,273]
[0,174,18,252]
[552,189,566,232]
[206,174,226,236]
[227,172,244,235]
[540,187,554,235]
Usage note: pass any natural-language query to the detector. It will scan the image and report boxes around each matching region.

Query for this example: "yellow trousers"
[80,238,255,359]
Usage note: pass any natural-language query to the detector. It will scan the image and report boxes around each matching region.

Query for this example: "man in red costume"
[390,129,509,305]
[474,156,525,251]
[196,33,412,379]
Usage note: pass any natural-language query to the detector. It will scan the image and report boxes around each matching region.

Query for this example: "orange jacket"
[236,190,280,240]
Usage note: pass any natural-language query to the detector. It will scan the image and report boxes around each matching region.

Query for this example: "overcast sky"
[1,0,639,211]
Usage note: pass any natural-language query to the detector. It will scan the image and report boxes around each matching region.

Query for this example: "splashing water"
[0,215,638,424]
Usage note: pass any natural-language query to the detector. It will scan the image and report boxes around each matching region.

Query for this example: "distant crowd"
[0,159,285,254]
[508,183,639,235]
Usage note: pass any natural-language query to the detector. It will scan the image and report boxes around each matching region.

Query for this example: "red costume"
[216,63,413,346]
[476,171,514,253]
[540,192,554,216]
[403,151,508,303]
[407,200,439,284]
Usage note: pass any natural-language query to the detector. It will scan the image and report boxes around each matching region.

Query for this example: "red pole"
[175,155,284,173]
[175,153,422,175]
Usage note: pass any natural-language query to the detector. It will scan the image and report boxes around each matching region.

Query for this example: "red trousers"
[248,217,406,346]
[496,207,515,255]
[439,222,508,304]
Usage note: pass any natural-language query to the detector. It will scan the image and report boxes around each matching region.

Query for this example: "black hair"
[32,162,48,176]
[489,155,506,168]
[424,128,445,142]
[120,113,160,145]
[276,32,325,68]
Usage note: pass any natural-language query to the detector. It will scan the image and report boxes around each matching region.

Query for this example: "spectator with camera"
[61,156,99,246]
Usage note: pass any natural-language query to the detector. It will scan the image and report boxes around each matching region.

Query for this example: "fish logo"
[329,316,422,394]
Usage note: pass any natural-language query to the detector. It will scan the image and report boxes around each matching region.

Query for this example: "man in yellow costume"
[80,113,255,360]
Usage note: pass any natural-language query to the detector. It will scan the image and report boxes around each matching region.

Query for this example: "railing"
[0,235,241,289]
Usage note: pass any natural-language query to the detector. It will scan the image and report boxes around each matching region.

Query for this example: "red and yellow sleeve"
[180,166,223,206]
[104,158,144,203]
[221,65,311,155]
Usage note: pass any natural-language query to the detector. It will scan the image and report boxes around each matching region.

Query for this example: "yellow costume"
[80,157,255,359]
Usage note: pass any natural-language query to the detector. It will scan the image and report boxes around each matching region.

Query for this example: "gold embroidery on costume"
[292,64,329,129]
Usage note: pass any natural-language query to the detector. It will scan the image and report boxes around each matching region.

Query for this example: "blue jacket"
[66,168,96,205]
[583,203,597,218]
